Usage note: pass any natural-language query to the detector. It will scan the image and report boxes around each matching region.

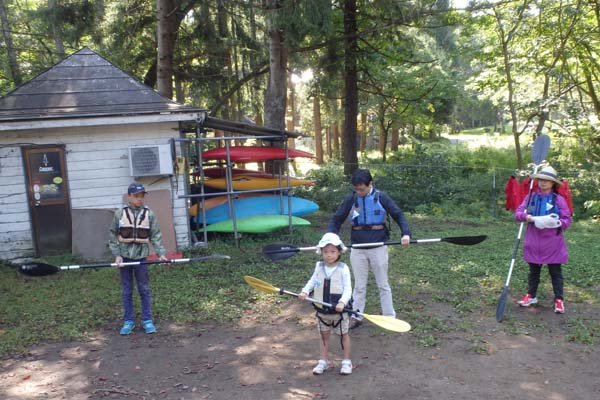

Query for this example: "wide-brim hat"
[532,166,561,185]
[316,232,348,254]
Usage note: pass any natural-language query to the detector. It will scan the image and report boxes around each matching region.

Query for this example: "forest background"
[0,0,599,218]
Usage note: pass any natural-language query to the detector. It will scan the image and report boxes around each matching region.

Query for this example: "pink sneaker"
[554,299,565,314]
[518,294,538,307]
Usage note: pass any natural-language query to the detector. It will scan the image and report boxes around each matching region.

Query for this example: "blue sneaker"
[142,320,157,334]
[120,320,135,335]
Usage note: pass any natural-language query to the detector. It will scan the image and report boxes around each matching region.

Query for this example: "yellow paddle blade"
[362,313,412,333]
[244,275,280,294]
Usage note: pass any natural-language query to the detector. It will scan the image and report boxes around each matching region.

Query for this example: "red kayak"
[196,168,276,179]
[201,146,314,162]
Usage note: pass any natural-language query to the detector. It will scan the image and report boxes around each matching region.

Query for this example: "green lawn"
[1,212,599,357]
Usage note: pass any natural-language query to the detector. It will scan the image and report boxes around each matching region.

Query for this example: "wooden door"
[22,146,72,256]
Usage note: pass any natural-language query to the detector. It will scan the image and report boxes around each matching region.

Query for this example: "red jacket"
[557,179,574,215]
[504,176,521,211]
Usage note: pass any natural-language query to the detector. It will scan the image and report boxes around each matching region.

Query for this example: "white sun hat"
[532,166,562,185]
[316,232,348,254]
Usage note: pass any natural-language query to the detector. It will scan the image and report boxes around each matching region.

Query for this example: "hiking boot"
[340,359,353,375]
[312,359,331,375]
[120,320,135,335]
[517,294,538,307]
[349,318,363,329]
[142,320,157,334]
[554,299,565,314]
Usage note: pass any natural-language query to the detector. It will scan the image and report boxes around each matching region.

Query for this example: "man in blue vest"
[327,169,411,328]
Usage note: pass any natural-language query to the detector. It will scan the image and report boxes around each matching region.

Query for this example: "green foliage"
[294,162,350,212]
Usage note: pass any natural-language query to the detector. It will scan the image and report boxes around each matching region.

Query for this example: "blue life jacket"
[527,192,560,217]
[351,189,386,227]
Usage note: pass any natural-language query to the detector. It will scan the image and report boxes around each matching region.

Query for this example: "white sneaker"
[340,359,353,375]
[312,359,331,375]
[517,294,538,307]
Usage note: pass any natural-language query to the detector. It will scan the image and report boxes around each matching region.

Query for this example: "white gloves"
[532,213,562,229]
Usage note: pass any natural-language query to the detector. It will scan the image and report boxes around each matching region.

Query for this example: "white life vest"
[312,262,346,314]
[118,205,151,243]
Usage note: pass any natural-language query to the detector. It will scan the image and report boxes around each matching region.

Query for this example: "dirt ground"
[2,300,600,400]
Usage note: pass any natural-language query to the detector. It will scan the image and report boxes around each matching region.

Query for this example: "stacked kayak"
[193,146,317,233]
[195,195,319,225]
[201,146,314,162]
[203,175,314,190]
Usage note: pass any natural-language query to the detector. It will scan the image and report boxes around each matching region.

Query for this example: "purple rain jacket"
[514,190,572,264]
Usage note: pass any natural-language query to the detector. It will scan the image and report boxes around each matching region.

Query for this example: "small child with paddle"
[299,233,353,375]
[108,183,168,335]
[515,166,572,314]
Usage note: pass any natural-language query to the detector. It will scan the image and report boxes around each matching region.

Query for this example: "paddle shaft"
[279,287,359,316]
[56,257,223,271]
[267,238,466,255]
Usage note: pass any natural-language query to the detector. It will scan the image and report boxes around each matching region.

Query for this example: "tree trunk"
[0,0,21,85]
[287,73,296,149]
[48,0,65,60]
[494,8,523,168]
[360,112,367,151]
[263,0,287,131]
[157,0,176,99]
[391,124,399,151]
[313,94,324,165]
[342,0,359,175]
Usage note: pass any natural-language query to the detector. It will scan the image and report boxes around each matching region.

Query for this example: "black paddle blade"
[442,235,488,245]
[532,134,551,164]
[496,286,509,322]
[262,243,300,261]
[18,263,60,277]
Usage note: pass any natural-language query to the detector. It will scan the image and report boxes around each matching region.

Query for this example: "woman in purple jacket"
[515,166,572,314]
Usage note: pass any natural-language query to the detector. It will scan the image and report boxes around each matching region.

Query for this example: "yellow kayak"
[202,175,314,190]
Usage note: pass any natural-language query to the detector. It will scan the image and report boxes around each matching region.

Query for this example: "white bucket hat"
[316,232,347,254]
[532,166,562,185]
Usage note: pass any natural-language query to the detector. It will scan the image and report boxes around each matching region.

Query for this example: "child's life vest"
[351,189,386,228]
[118,205,151,243]
[311,262,352,315]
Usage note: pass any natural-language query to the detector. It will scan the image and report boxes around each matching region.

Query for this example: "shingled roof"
[0,47,205,123]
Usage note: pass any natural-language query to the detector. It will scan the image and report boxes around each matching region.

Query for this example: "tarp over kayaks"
[195,195,319,224]
[203,215,311,233]
[203,175,314,190]
[201,146,314,162]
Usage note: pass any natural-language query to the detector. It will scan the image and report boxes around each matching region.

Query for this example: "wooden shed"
[0,47,207,263]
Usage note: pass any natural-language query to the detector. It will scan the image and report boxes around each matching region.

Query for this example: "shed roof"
[0,47,205,123]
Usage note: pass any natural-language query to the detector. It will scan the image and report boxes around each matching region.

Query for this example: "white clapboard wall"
[0,122,188,262]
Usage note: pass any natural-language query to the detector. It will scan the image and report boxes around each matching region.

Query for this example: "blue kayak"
[195,195,319,225]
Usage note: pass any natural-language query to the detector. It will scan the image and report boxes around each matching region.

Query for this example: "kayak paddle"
[496,134,551,322]
[262,235,488,261]
[244,275,411,333]
[18,255,231,277]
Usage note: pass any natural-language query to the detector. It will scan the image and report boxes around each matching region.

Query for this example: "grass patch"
[1,213,599,356]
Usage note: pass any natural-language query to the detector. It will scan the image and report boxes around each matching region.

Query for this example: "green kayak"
[204,215,311,233]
